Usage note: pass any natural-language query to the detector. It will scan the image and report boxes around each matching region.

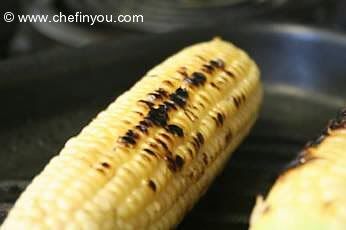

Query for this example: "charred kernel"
[147,180,157,192]
[148,88,168,100]
[160,133,173,143]
[143,148,157,157]
[210,82,220,90]
[224,70,235,78]
[170,88,188,107]
[146,105,169,126]
[202,64,214,73]
[177,67,188,77]
[138,100,154,108]
[185,72,207,86]
[134,111,144,116]
[217,113,224,126]
[119,135,137,145]
[155,137,169,151]
[202,153,209,165]
[210,59,225,68]
[101,162,111,169]
[233,97,240,108]
[167,124,184,137]
[162,80,174,87]
[196,132,204,145]
[164,101,177,110]
[175,155,185,170]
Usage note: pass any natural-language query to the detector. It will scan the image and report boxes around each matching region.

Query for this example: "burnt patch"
[210,82,220,90]
[134,111,144,116]
[166,154,185,172]
[185,72,207,86]
[202,153,209,165]
[170,88,188,107]
[146,105,169,127]
[233,96,241,108]
[143,148,157,157]
[164,101,177,110]
[155,137,169,151]
[177,67,188,77]
[162,80,174,87]
[328,109,346,130]
[202,64,215,74]
[119,130,139,146]
[210,59,225,69]
[148,88,168,100]
[101,162,111,169]
[196,132,205,145]
[138,100,154,108]
[174,155,185,171]
[135,120,151,134]
[224,70,235,78]
[147,179,157,192]
[217,112,225,126]
[166,124,184,137]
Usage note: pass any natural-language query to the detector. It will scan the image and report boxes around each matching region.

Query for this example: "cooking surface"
[1,23,346,228]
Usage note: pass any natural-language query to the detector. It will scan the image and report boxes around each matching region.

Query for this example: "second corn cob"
[2,38,262,230]
[250,109,346,230]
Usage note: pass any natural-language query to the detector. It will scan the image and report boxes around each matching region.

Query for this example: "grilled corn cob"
[2,38,262,230]
[250,109,346,230]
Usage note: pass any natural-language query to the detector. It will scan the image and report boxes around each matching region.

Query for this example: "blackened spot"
[149,142,159,149]
[119,135,136,145]
[196,132,205,145]
[175,155,185,171]
[217,113,224,126]
[143,148,157,157]
[198,102,205,109]
[185,72,207,86]
[329,109,346,130]
[164,101,177,110]
[210,59,225,68]
[101,162,111,169]
[147,105,169,126]
[138,100,154,108]
[163,80,174,87]
[167,124,184,137]
[202,64,214,74]
[178,67,188,77]
[148,88,168,100]
[210,82,220,90]
[165,155,177,172]
[306,127,329,148]
[202,153,209,165]
[148,180,157,192]
[135,111,144,116]
[160,133,172,142]
[155,138,169,151]
[224,70,235,78]
[187,148,193,157]
[170,88,188,107]
[233,97,240,108]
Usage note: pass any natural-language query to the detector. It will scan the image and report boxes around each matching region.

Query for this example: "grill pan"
[1,22,346,229]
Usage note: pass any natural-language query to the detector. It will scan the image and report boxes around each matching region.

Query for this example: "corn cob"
[250,109,346,230]
[2,38,262,230]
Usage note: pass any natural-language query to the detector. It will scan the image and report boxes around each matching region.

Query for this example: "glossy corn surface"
[2,38,262,230]
[250,109,346,230]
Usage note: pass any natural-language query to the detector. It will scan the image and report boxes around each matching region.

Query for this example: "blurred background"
[0,0,345,59]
